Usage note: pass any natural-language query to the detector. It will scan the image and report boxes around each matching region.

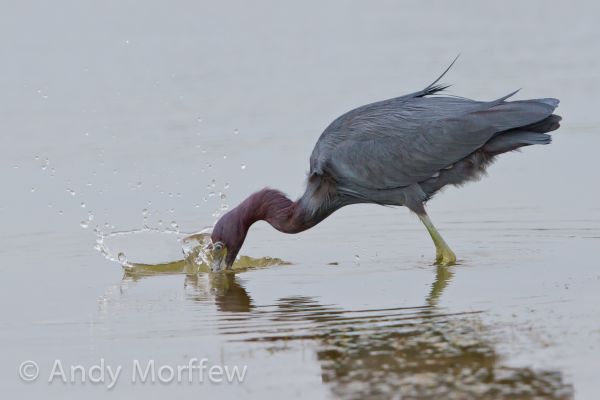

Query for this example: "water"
[1,1,600,399]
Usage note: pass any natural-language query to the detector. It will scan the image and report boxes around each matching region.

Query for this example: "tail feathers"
[476,100,558,132]
[531,98,560,108]
[520,114,561,133]
[483,131,551,155]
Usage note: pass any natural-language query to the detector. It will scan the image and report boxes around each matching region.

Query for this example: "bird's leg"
[417,213,456,266]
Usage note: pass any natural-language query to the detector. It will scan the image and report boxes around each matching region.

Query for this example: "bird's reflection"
[426,264,454,307]
[120,260,573,399]
[185,273,253,313]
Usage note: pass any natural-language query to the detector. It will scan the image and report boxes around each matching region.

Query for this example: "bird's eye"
[213,242,223,251]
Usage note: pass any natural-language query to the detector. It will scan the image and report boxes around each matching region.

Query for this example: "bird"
[207,59,561,271]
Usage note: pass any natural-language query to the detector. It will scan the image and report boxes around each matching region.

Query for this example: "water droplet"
[117,252,127,264]
[136,181,142,188]
[112,169,118,174]
[223,155,227,159]
[58,210,64,215]
[170,221,179,231]
[80,220,89,229]
[67,189,76,196]
[87,211,94,221]
[194,204,200,208]
[157,220,163,227]
[224,182,230,190]
[220,193,226,200]
[142,208,148,217]
[354,255,360,264]
[221,204,229,211]
[30,187,35,193]
[240,164,246,170]
[169,208,175,213]
[86,182,92,187]
[80,202,86,208]
[197,117,203,123]
[208,192,215,197]
[233,129,239,135]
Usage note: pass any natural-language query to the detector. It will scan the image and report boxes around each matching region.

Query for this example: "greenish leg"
[418,213,457,266]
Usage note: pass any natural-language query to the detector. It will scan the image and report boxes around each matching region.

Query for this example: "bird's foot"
[435,248,456,266]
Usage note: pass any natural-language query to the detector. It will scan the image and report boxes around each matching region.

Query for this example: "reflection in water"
[264,298,571,400]
[426,264,454,307]
[118,249,573,399]
[185,273,253,313]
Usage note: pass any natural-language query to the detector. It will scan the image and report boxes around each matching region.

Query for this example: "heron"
[208,60,561,271]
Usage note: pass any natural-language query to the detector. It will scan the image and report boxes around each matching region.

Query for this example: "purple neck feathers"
[237,188,312,234]
[212,179,340,266]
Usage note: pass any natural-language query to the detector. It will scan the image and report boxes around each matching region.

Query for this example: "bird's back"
[308,87,560,209]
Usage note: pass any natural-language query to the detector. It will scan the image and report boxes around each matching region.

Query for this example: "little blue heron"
[208,61,561,271]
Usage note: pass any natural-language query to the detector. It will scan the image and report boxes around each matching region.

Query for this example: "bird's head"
[208,208,248,272]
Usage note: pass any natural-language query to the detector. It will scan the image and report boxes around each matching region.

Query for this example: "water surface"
[1,1,599,399]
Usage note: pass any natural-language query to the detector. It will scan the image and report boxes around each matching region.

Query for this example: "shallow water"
[2,1,600,399]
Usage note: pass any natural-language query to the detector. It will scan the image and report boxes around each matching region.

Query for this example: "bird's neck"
[237,188,316,234]
[236,187,338,233]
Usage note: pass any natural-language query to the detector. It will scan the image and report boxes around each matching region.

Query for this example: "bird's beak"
[207,244,228,272]
[210,255,226,272]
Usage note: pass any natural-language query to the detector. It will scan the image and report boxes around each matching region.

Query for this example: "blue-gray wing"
[310,93,557,190]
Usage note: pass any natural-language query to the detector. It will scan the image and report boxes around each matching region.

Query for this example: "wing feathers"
[483,131,552,154]
[474,98,559,132]
[312,75,560,192]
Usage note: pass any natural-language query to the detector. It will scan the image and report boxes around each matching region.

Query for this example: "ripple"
[203,294,573,400]
[168,268,572,400]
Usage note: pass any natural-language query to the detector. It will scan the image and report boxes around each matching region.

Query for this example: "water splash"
[117,252,128,266]
[93,222,209,266]
[94,225,288,275]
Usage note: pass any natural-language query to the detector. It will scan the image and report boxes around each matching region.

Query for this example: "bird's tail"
[483,119,560,156]
[482,100,561,155]
[520,113,562,133]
